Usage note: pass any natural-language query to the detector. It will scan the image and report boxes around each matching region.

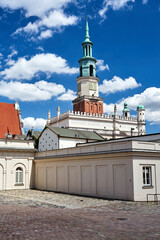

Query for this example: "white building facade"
[47,104,146,139]
[0,138,35,190]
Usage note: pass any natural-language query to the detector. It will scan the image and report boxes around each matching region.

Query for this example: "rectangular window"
[143,166,152,186]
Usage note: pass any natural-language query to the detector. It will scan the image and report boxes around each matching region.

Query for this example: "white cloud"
[57,89,76,101]
[23,117,46,130]
[0,53,3,58]
[103,87,160,124]
[38,30,53,40]
[0,80,65,101]
[99,76,141,94]
[6,59,16,66]
[103,103,124,115]
[0,0,72,17]
[13,10,78,39]
[142,0,148,4]
[1,53,79,80]
[96,59,109,71]
[7,49,18,59]
[99,0,135,18]
[37,46,44,52]
[14,22,39,35]
[5,49,18,66]
[39,10,78,28]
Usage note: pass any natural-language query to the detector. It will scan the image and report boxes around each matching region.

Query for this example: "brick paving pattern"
[0,190,159,240]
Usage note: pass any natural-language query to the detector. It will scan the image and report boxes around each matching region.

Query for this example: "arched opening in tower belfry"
[90,65,93,77]
[80,66,82,77]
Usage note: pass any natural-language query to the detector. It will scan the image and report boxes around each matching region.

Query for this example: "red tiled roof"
[0,102,22,138]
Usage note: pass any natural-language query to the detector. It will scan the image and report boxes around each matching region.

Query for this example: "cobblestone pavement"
[0,190,160,240]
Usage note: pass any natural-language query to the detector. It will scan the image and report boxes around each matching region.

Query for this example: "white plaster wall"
[49,113,143,138]
[56,119,69,128]
[35,156,134,200]
[69,118,114,130]
[0,139,34,149]
[132,156,160,201]
[51,116,139,137]
[119,122,138,132]
[39,128,58,151]
[59,138,86,149]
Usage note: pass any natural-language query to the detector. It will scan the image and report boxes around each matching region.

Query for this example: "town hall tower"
[73,19,104,114]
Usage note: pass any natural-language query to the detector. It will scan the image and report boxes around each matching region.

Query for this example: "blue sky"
[0,0,160,133]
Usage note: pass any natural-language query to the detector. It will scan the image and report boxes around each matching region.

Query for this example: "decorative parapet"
[49,110,138,124]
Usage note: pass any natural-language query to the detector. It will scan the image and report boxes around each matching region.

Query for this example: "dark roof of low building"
[0,102,22,138]
[13,134,26,140]
[41,126,104,140]
[33,131,41,139]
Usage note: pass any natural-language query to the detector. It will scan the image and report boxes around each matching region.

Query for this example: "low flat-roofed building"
[35,136,160,201]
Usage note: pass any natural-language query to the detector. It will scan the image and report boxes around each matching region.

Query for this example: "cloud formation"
[0,0,72,17]
[99,0,135,18]
[142,0,148,4]
[104,87,160,124]
[0,80,65,101]
[38,30,53,40]
[14,10,78,39]
[99,76,141,94]
[1,53,79,80]
[96,59,109,71]
[57,89,76,101]
[23,117,46,130]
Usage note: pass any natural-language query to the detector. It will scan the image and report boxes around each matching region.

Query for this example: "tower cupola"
[79,18,97,78]
[123,102,130,118]
[137,104,145,135]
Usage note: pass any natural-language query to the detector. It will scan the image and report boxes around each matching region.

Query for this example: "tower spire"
[85,17,90,42]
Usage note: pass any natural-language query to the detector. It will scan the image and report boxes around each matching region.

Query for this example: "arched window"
[16,167,23,184]
[90,65,93,77]
[91,105,93,110]
[99,105,101,112]
[80,66,82,77]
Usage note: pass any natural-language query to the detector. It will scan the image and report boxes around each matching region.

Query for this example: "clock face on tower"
[89,82,97,91]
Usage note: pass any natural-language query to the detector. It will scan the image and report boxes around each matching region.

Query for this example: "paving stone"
[0,190,159,239]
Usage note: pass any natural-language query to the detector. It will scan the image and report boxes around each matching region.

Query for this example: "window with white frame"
[143,166,152,186]
[16,167,23,184]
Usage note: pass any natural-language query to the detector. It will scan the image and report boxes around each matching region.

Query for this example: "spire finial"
[48,109,51,120]
[85,17,90,41]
